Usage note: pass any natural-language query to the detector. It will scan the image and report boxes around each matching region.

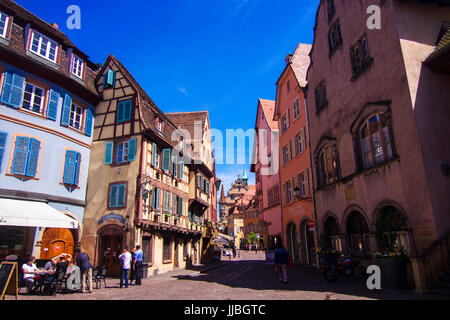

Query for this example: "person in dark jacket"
[75,248,93,293]
[274,243,289,283]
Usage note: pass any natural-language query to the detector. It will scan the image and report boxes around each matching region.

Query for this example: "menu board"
[0,262,18,300]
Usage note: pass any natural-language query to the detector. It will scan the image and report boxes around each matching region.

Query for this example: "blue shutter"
[109,184,118,207]
[117,184,126,207]
[74,152,81,186]
[11,136,30,175]
[124,100,131,121]
[179,160,184,180]
[63,150,77,184]
[0,131,7,171]
[61,94,72,126]
[104,142,113,164]
[84,107,94,137]
[128,137,136,162]
[1,72,13,105]
[107,70,115,87]
[9,74,26,108]
[162,149,171,171]
[25,138,40,177]
[151,143,157,166]
[46,89,60,120]
[116,101,124,123]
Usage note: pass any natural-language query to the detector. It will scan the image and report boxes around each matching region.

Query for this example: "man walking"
[274,242,289,283]
[134,245,143,285]
[75,248,93,293]
[118,247,132,288]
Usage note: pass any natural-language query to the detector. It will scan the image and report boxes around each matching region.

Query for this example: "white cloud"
[176,86,188,96]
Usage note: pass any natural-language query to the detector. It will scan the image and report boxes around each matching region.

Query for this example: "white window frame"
[29,30,59,63]
[293,97,301,120]
[71,54,84,79]
[69,103,83,130]
[116,141,129,164]
[0,10,9,39]
[22,82,45,114]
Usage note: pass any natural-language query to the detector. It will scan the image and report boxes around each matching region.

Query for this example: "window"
[111,138,136,164]
[11,136,41,178]
[150,187,161,211]
[350,35,372,79]
[150,143,160,168]
[142,236,153,265]
[284,180,293,205]
[29,30,58,63]
[0,131,7,171]
[108,183,126,208]
[297,170,310,197]
[164,191,171,213]
[360,113,393,169]
[156,118,163,132]
[103,69,115,89]
[117,100,132,123]
[22,83,44,114]
[183,242,188,260]
[317,144,338,187]
[0,11,9,39]
[282,143,291,166]
[69,103,83,130]
[281,110,290,134]
[71,55,84,79]
[286,81,290,92]
[163,237,172,262]
[293,98,300,120]
[315,81,328,113]
[62,150,81,186]
[328,21,342,54]
[295,128,306,156]
[161,149,171,171]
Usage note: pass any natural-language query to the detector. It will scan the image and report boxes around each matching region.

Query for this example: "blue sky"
[16,0,319,193]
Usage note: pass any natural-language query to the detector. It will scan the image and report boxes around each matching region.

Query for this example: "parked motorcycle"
[319,254,368,282]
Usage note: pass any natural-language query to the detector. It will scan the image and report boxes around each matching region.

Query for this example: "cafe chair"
[95,266,107,289]
[92,267,99,289]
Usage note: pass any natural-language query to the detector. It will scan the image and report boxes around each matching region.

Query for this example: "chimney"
[51,22,59,30]
[285,54,293,65]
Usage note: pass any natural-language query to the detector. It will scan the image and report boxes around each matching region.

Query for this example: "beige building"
[81,55,205,276]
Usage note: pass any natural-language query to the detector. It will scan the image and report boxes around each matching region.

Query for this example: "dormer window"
[0,11,10,39]
[156,117,163,132]
[29,30,58,63]
[71,54,84,79]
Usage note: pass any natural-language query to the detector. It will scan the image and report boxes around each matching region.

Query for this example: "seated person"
[22,256,39,293]
[44,259,56,273]
[52,253,72,275]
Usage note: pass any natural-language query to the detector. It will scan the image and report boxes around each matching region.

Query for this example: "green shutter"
[178,197,183,215]
[179,161,184,180]
[104,142,113,164]
[151,143,157,166]
[161,149,171,171]
[109,184,118,207]
[128,138,136,162]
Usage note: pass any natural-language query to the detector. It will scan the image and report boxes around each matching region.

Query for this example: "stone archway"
[97,224,124,276]
[300,219,316,266]
[374,205,411,253]
[346,211,371,257]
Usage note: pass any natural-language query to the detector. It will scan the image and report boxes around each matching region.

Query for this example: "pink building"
[251,99,282,249]
[306,0,450,292]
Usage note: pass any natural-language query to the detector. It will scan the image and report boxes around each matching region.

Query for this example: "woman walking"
[274,243,289,283]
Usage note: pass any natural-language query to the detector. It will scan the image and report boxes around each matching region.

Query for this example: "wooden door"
[174,241,179,268]
[40,228,75,260]
[99,235,122,276]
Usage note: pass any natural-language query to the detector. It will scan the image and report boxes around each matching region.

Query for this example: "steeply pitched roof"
[165,111,210,141]
[258,99,277,130]
[290,43,312,88]
[425,25,450,63]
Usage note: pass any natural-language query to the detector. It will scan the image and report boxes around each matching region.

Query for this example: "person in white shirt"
[118,247,132,288]
[22,256,39,294]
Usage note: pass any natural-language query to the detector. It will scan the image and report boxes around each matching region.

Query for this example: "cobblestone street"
[7,251,449,301]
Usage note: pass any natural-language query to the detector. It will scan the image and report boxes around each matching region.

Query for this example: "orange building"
[273,43,316,266]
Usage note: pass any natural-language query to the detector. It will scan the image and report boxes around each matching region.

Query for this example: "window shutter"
[74,152,81,186]
[172,194,177,214]
[150,187,155,209]
[178,197,183,215]
[286,109,290,129]
[151,143,157,166]
[128,137,136,162]
[46,89,59,120]
[179,160,184,180]
[109,184,118,207]
[61,94,72,126]
[0,131,7,171]
[161,149,171,171]
[11,136,29,175]
[9,74,26,108]
[172,153,178,177]
[63,150,77,184]
[117,184,126,207]
[25,138,40,178]
[1,72,13,106]
[116,101,124,122]
[106,70,115,87]
[155,188,160,210]
[124,100,131,121]
[84,108,94,137]
[104,142,113,164]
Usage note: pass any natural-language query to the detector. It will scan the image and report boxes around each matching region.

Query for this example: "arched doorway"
[375,205,410,253]
[324,216,342,252]
[98,224,124,277]
[300,220,316,266]
[40,228,75,260]
[286,223,299,263]
[346,211,370,257]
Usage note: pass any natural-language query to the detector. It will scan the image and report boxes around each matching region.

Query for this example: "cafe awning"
[0,198,79,229]
[216,233,234,241]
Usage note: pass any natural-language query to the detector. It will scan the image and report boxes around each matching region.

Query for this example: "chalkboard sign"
[0,262,18,300]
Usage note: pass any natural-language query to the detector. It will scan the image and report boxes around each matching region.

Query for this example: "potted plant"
[316,234,339,266]
[374,207,408,289]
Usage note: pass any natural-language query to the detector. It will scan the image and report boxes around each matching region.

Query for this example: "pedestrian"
[129,248,136,285]
[232,246,236,258]
[22,256,39,294]
[75,248,93,293]
[118,246,131,288]
[274,242,289,283]
[133,244,143,285]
